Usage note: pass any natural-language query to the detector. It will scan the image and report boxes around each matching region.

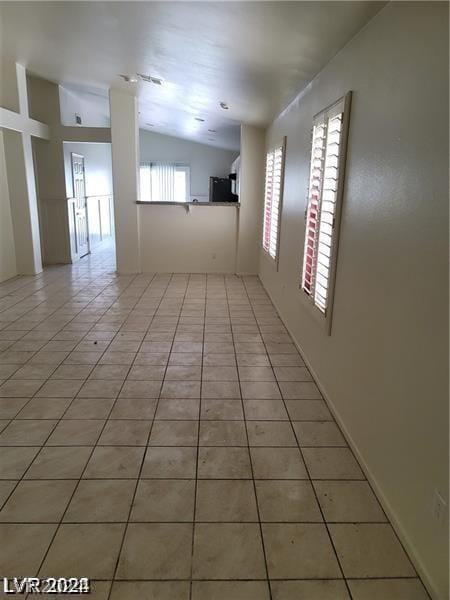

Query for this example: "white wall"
[259,3,448,599]
[139,130,238,202]
[139,204,238,273]
[59,86,110,127]
[63,142,112,198]
[0,130,18,282]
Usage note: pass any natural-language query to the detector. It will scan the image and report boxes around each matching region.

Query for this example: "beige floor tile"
[172,341,203,353]
[64,397,115,419]
[119,380,162,398]
[110,581,190,600]
[0,364,20,378]
[11,364,56,379]
[109,398,157,419]
[29,351,69,365]
[155,399,200,420]
[51,364,93,379]
[293,421,347,447]
[161,380,200,399]
[0,479,76,522]
[263,523,341,578]
[25,446,92,479]
[33,580,112,600]
[0,419,57,445]
[17,397,71,419]
[201,381,241,399]
[244,399,288,421]
[165,365,201,380]
[204,342,234,354]
[0,523,57,575]
[77,379,122,398]
[303,448,365,479]
[89,364,130,379]
[202,366,238,381]
[271,580,350,600]
[98,419,152,445]
[256,480,322,522]
[203,353,236,366]
[99,351,135,365]
[192,581,270,600]
[199,420,247,446]
[116,523,192,578]
[265,343,298,354]
[234,342,266,354]
[127,365,166,380]
[35,379,83,398]
[83,446,145,478]
[329,524,415,577]
[169,352,203,366]
[142,446,197,478]
[273,366,313,381]
[193,523,266,579]
[236,354,271,367]
[246,421,296,446]
[269,353,305,366]
[0,446,40,478]
[198,446,252,478]
[46,419,104,446]
[134,352,169,366]
[279,381,322,400]
[314,481,387,522]
[196,480,258,522]
[238,367,275,381]
[0,480,17,506]
[241,381,281,400]
[0,397,29,418]
[201,399,243,420]
[347,578,430,599]
[40,523,125,578]
[251,447,308,479]
[285,399,333,421]
[131,479,195,522]
[65,351,104,365]
[149,420,198,446]
[0,379,45,397]
[64,479,135,522]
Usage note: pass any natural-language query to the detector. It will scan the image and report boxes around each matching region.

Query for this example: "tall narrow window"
[262,138,286,262]
[301,92,351,322]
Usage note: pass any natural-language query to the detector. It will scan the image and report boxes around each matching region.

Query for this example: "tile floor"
[0,245,429,599]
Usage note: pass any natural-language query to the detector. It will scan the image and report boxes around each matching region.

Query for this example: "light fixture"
[208,128,217,133]
[195,117,205,122]
[146,123,155,127]
[220,102,229,110]
[137,73,163,85]
[118,74,138,84]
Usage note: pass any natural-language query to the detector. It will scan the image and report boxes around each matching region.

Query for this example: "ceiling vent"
[137,73,163,85]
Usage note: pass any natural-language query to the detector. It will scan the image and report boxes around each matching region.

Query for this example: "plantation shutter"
[301,93,351,317]
[262,140,285,261]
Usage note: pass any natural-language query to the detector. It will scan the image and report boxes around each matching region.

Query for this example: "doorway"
[71,152,90,259]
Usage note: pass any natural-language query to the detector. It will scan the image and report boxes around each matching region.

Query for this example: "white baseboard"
[260,278,439,600]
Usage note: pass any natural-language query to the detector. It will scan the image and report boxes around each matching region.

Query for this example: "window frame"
[139,161,191,203]
[300,91,352,334]
[261,136,287,268]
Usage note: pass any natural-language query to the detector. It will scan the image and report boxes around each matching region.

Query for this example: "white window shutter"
[301,93,351,319]
[262,139,286,261]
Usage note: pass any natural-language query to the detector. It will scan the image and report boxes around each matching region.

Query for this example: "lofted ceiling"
[0,1,385,150]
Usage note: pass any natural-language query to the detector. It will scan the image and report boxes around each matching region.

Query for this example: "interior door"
[71,153,90,258]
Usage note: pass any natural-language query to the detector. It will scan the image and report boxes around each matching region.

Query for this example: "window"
[262,138,286,262]
[301,92,352,323]
[140,162,190,202]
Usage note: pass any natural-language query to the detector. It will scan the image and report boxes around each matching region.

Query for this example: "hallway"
[0,257,427,599]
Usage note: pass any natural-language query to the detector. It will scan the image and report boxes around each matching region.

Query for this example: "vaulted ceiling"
[1,1,385,149]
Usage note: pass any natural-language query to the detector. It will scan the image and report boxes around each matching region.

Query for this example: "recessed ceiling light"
[195,117,205,122]
[146,123,155,127]
[208,129,217,133]
[137,73,163,85]
[220,102,229,110]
